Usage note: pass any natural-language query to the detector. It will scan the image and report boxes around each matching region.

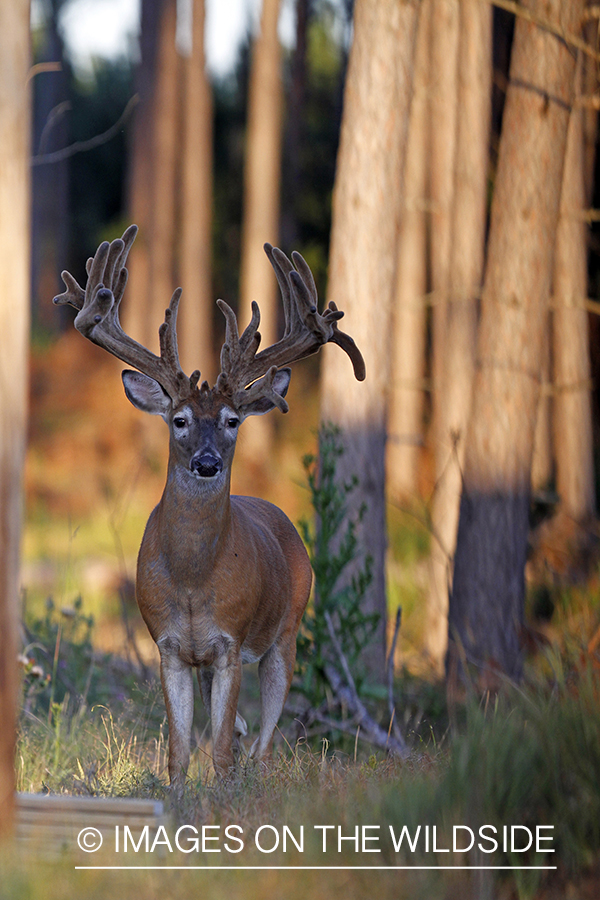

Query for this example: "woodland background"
[2,0,600,895]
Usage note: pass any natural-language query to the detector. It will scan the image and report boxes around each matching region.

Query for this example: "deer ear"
[239,368,292,418]
[122,370,171,417]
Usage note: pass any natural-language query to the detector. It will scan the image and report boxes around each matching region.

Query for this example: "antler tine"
[53,225,192,403]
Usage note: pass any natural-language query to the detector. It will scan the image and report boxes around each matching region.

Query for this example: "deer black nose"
[191,452,223,478]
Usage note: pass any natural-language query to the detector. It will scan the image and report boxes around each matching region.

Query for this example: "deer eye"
[226,417,239,429]
[173,416,187,429]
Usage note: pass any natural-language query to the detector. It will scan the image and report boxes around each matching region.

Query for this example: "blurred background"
[18,0,600,681]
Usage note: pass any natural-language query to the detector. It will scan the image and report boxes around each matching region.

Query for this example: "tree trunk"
[124,0,164,345]
[238,0,283,461]
[428,0,459,420]
[30,0,68,332]
[448,0,584,684]
[531,314,553,493]
[426,0,492,672]
[387,0,430,503]
[552,54,595,524]
[0,0,30,841]
[178,0,214,379]
[147,0,180,343]
[320,0,419,682]
[239,0,283,341]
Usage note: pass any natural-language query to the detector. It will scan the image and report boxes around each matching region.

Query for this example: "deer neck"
[156,457,233,573]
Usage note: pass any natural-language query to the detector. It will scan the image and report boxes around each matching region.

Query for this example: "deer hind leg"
[198,668,248,740]
[250,639,295,762]
[159,649,194,796]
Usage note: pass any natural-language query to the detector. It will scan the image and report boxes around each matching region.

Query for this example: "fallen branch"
[323,611,409,758]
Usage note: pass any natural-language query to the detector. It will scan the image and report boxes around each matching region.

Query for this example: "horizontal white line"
[75,865,558,871]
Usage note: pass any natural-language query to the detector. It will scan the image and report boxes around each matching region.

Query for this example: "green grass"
[10,597,600,900]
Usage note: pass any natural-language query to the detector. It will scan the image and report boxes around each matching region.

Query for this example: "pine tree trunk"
[426,0,492,672]
[429,0,459,419]
[552,54,595,524]
[178,0,214,379]
[238,0,283,461]
[320,0,419,681]
[124,0,163,345]
[239,0,283,342]
[147,0,180,341]
[448,0,584,683]
[387,0,430,503]
[0,0,30,841]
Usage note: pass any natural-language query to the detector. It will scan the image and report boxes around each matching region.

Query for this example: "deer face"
[121,368,291,483]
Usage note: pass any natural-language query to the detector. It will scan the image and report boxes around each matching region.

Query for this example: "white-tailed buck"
[53,225,365,791]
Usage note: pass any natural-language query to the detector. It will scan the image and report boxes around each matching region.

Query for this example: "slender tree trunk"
[239,0,283,341]
[320,0,419,681]
[148,0,180,342]
[30,0,68,332]
[387,0,430,503]
[0,0,30,841]
[429,0,459,418]
[448,0,584,683]
[426,0,492,672]
[178,0,214,379]
[553,54,595,523]
[124,0,163,345]
[238,0,283,461]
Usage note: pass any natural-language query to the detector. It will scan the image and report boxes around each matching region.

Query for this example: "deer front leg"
[159,648,194,795]
[209,648,242,775]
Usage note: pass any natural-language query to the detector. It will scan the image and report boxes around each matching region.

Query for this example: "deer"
[53,225,365,792]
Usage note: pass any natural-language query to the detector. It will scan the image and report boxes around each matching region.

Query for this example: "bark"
[387,0,430,503]
[30,0,68,332]
[552,55,595,524]
[238,0,283,461]
[147,0,180,341]
[429,0,459,414]
[239,0,283,344]
[448,0,584,683]
[178,0,214,379]
[0,0,30,840]
[124,0,164,345]
[426,0,492,672]
[530,312,553,493]
[320,0,419,681]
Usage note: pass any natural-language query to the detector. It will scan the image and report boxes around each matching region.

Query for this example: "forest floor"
[6,335,600,899]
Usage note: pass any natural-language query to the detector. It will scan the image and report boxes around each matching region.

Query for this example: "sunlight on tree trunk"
[238,0,283,461]
[125,0,163,346]
[553,55,595,524]
[387,0,430,504]
[148,0,180,339]
[426,0,492,674]
[429,0,459,420]
[320,0,419,681]
[178,0,214,379]
[448,0,584,684]
[531,315,553,494]
[0,0,30,841]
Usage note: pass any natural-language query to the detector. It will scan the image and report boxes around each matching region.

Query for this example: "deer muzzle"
[190,451,223,479]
